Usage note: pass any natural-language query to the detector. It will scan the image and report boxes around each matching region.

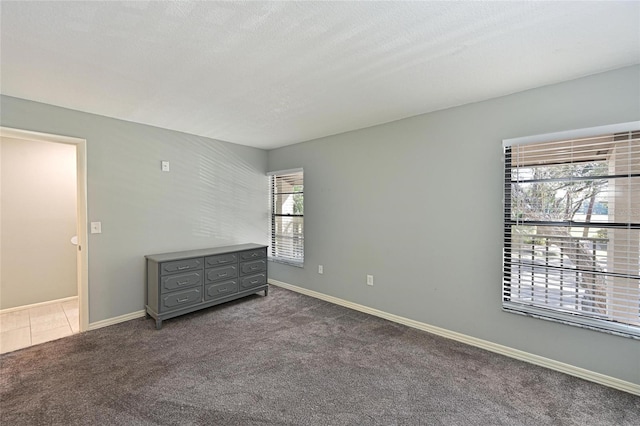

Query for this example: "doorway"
[0,127,88,352]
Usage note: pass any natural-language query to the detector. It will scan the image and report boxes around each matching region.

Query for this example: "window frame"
[268,168,304,267]
[502,122,640,339]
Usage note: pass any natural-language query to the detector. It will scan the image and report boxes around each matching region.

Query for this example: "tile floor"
[0,299,79,354]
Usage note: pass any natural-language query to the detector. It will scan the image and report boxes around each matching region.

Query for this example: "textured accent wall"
[0,97,269,322]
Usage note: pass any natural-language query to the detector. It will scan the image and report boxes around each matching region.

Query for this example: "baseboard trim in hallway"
[268,279,640,396]
[0,296,78,315]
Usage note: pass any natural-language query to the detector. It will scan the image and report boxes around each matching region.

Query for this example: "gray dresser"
[145,243,268,329]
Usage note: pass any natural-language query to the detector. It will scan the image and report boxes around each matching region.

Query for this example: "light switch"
[90,222,102,234]
[161,161,170,172]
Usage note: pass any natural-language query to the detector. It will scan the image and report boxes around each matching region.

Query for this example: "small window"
[503,123,640,338]
[268,169,304,266]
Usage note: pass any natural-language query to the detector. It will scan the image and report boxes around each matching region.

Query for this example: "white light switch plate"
[161,161,170,172]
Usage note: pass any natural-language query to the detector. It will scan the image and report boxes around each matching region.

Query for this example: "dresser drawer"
[160,271,202,293]
[205,253,237,268]
[239,273,267,291]
[160,288,202,312]
[160,258,203,275]
[240,259,267,275]
[239,248,266,261]
[205,265,238,283]
[205,280,239,301]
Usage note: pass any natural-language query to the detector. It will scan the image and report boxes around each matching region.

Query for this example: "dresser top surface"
[146,243,267,263]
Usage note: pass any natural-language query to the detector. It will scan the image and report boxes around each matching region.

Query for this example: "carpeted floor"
[1,286,638,425]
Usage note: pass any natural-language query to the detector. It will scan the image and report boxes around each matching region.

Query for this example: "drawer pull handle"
[251,280,259,284]
[177,281,189,286]
[177,297,189,303]
[218,273,228,277]
[218,288,230,293]
[177,266,190,270]
[252,253,258,257]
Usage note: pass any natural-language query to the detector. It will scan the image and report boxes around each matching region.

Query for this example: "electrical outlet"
[161,161,170,172]
[318,265,323,274]
[367,275,374,286]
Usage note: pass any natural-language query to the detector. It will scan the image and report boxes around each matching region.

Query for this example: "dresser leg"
[264,286,269,296]
[155,319,162,330]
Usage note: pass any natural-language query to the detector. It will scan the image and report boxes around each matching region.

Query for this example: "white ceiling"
[1,1,639,150]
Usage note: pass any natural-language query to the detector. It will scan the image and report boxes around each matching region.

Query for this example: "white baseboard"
[0,296,78,315]
[268,279,640,396]
[88,310,146,331]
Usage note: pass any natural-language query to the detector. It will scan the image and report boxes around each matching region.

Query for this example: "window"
[268,169,304,266]
[503,123,640,338]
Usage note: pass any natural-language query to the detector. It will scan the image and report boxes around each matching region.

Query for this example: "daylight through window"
[269,169,304,266]
[503,124,640,338]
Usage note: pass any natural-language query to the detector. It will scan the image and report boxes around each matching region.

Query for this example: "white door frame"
[0,126,89,332]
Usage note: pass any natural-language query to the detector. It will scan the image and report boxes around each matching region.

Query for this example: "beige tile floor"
[0,299,79,354]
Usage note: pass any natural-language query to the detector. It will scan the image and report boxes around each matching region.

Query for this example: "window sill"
[502,302,640,340]
[268,258,304,268]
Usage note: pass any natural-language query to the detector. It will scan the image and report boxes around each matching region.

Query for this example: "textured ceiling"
[1,1,639,149]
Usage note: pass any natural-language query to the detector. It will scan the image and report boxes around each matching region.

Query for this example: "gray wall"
[267,65,640,385]
[1,137,77,309]
[0,96,269,322]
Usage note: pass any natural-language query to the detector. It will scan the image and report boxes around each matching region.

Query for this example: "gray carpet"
[1,286,638,425]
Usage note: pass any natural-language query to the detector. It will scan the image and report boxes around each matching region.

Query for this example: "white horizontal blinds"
[270,170,304,264]
[503,129,640,338]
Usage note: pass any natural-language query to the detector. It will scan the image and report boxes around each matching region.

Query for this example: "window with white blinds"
[269,169,304,266]
[503,122,640,338]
